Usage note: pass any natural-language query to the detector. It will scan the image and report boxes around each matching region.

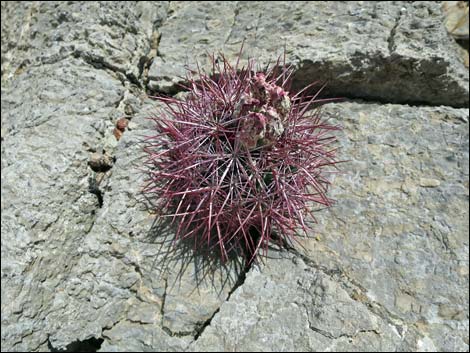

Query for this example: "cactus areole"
[143,52,340,263]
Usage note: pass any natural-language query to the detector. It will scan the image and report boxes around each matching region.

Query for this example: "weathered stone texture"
[1,1,468,352]
[149,1,469,107]
[192,102,469,352]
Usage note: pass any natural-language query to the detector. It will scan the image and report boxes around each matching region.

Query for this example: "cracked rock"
[1,1,469,352]
[190,254,404,352]
[148,1,468,107]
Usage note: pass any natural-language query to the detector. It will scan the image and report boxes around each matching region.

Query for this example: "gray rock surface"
[148,1,469,107]
[1,1,469,352]
[190,254,406,352]
[191,102,470,352]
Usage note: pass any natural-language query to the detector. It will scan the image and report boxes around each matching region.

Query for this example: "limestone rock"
[1,1,469,352]
[148,1,469,107]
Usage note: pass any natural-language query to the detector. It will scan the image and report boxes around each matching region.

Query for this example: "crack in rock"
[160,277,168,327]
[304,304,381,340]
[47,336,104,352]
[142,2,172,92]
[193,261,252,341]
[223,1,240,45]
[286,244,407,336]
[388,7,405,54]
[140,30,161,85]
[74,50,142,88]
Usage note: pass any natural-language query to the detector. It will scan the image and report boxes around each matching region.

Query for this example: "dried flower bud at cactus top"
[234,72,292,149]
[143,51,340,263]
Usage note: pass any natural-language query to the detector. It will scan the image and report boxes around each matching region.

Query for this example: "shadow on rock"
[138,190,251,298]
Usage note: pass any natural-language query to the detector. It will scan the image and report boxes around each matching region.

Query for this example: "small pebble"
[113,128,123,141]
[88,152,114,172]
[419,178,441,188]
[114,118,129,140]
[116,118,129,131]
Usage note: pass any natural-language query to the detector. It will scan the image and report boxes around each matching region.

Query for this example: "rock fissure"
[388,7,404,54]
[47,336,104,352]
[74,50,142,88]
[223,1,240,45]
[2,2,468,351]
[287,245,407,334]
[193,261,252,341]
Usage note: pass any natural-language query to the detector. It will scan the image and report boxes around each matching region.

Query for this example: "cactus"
[143,52,340,262]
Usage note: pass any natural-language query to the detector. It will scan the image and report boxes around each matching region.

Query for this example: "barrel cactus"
[143,52,340,262]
